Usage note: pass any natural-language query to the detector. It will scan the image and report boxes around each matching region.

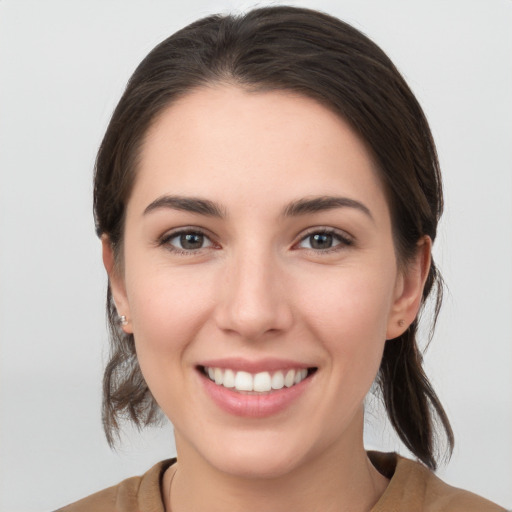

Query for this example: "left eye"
[165,231,214,251]
[297,231,350,251]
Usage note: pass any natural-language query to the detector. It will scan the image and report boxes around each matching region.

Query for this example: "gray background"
[1,1,511,510]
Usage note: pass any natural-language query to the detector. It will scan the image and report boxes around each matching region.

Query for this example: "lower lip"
[199,371,312,418]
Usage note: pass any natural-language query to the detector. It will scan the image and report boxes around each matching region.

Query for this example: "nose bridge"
[215,241,292,339]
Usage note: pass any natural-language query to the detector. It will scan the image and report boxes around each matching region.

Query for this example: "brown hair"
[94,5,453,469]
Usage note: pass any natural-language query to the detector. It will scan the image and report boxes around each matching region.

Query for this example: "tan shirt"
[56,452,506,512]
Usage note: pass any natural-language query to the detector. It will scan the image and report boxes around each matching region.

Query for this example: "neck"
[164,413,388,512]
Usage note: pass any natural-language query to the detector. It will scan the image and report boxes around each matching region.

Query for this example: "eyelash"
[158,227,353,255]
[294,228,353,254]
[159,228,217,255]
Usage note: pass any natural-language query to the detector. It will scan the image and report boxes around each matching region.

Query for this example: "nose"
[213,247,294,341]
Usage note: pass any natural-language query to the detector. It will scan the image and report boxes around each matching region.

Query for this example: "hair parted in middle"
[94,6,453,470]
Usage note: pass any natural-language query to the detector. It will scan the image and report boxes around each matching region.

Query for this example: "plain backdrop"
[1,1,511,510]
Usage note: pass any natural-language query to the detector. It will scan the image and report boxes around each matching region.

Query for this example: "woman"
[57,6,505,511]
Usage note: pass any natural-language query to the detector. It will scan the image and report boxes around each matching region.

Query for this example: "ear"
[102,236,133,334]
[386,236,431,340]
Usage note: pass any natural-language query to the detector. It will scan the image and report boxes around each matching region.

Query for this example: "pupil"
[181,233,203,249]
[311,233,332,249]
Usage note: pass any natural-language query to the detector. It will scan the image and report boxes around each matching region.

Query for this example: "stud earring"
[119,315,128,326]
[398,319,405,327]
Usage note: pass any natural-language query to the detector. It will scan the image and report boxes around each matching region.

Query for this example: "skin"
[103,85,431,512]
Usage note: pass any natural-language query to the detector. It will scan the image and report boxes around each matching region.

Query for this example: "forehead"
[131,85,388,217]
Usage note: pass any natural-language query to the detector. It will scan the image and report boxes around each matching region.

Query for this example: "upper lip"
[197,357,315,374]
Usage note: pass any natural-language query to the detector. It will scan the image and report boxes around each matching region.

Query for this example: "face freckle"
[109,84,415,478]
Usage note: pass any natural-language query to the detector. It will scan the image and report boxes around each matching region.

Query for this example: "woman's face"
[106,85,426,478]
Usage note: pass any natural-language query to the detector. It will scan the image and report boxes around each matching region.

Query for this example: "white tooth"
[284,369,295,388]
[271,371,285,390]
[294,370,302,385]
[207,367,215,380]
[301,369,308,380]
[223,369,235,388]
[253,372,272,392]
[214,368,223,385]
[235,371,253,391]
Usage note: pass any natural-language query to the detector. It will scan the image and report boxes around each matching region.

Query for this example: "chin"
[195,429,317,480]
[213,450,303,480]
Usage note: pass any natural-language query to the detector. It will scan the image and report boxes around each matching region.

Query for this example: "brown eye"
[309,233,334,249]
[165,231,214,252]
[297,230,352,251]
[180,233,205,249]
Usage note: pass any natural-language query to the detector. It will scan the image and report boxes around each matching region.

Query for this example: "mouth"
[199,365,317,394]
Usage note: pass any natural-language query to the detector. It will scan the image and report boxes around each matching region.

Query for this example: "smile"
[197,360,317,417]
[202,366,311,393]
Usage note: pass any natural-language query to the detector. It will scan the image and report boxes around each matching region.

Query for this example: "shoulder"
[369,451,507,512]
[54,459,175,512]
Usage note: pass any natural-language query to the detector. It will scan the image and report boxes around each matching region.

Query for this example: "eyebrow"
[282,196,373,221]
[143,194,373,221]
[143,195,225,217]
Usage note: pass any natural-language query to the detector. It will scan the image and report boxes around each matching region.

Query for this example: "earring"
[398,319,405,327]
[119,315,128,326]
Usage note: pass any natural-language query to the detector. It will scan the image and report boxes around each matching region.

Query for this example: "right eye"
[162,230,215,253]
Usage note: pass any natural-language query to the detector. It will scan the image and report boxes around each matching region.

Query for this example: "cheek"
[124,262,216,366]
[297,264,396,370]
[123,264,219,419]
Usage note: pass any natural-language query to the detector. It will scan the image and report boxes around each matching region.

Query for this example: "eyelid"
[293,226,354,251]
[158,226,219,253]
[156,225,353,254]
